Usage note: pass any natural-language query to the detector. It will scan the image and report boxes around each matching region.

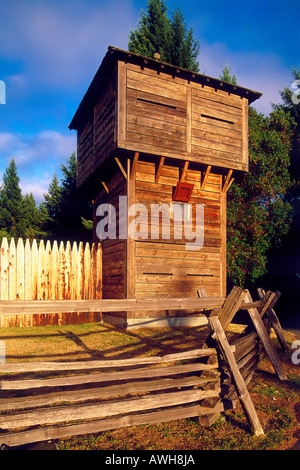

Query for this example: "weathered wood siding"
[125,63,187,154]
[76,57,250,188]
[116,62,248,172]
[92,157,225,324]
[93,170,127,326]
[191,84,248,171]
[131,160,222,319]
[77,83,116,188]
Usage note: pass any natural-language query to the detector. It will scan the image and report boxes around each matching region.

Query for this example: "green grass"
[1,322,299,450]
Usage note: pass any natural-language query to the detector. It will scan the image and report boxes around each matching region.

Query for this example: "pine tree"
[39,174,62,239]
[169,8,199,72]
[128,0,199,72]
[0,159,25,238]
[0,159,45,241]
[22,193,48,241]
[128,0,170,62]
[40,153,93,242]
[220,65,237,85]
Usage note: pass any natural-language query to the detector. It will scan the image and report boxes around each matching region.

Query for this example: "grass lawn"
[0,322,299,450]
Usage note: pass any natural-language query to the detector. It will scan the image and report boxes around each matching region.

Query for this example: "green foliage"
[168,8,200,72]
[273,66,300,249]
[128,0,199,72]
[274,67,300,180]
[0,159,24,238]
[40,152,93,242]
[39,174,62,237]
[227,107,294,286]
[220,65,237,85]
[0,159,46,241]
[0,154,92,244]
[128,0,170,62]
[81,217,93,231]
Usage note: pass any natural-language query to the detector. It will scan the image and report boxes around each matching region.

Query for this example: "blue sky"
[0,0,299,202]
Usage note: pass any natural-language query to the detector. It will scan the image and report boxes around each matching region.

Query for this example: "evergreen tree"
[0,159,45,241]
[40,153,93,242]
[128,0,199,72]
[128,0,170,62]
[220,65,237,85]
[273,67,300,192]
[169,8,199,72]
[39,174,62,239]
[0,159,25,238]
[22,193,48,241]
[59,151,85,240]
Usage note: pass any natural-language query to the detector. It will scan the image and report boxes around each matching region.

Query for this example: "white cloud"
[199,42,291,114]
[20,175,52,202]
[0,130,76,201]
[0,0,136,89]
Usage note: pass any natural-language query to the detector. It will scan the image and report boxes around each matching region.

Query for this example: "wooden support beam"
[209,315,264,436]
[240,291,276,315]
[101,181,109,194]
[257,289,289,352]
[244,290,287,381]
[130,152,139,180]
[115,157,127,180]
[180,161,189,182]
[201,165,211,190]
[258,291,277,318]
[240,300,263,310]
[155,157,165,183]
[225,177,234,193]
[217,286,248,331]
[222,169,233,193]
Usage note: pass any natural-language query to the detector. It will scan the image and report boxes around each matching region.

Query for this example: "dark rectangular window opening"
[143,272,173,276]
[201,113,234,126]
[186,273,214,277]
[137,97,177,110]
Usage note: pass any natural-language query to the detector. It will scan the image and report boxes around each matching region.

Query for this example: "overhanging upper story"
[69,46,262,190]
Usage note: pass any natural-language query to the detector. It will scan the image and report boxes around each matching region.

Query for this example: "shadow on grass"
[0,322,211,362]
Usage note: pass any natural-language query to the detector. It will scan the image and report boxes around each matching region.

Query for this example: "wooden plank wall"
[0,238,102,327]
[191,85,247,170]
[77,83,116,188]
[119,62,247,171]
[94,171,127,301]
[94,169,127,326]
[133,160,222,318]
[76,58,249,190]
[125,63,187,154]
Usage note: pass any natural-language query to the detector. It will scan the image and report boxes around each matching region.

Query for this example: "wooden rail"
[0,296,225,315]
[0,286,289,447]
[0,346,229,448]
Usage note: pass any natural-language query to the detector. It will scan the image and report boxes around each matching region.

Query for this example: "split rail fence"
[0,286,289,448]
[0,237,102,326]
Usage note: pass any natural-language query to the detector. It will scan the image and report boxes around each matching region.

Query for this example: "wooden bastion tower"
[69,46,262,329]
